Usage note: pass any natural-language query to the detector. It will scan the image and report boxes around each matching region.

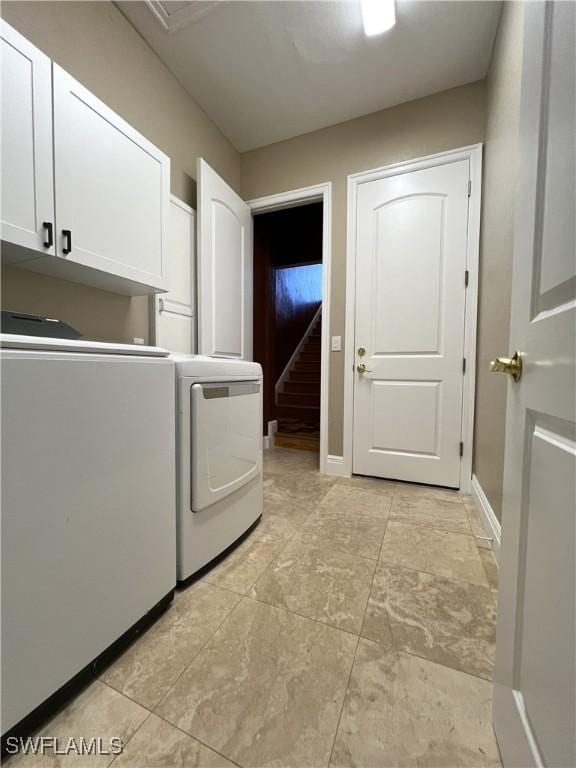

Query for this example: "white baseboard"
[471,474,502,564]
[325,455,350,477]
[263,420,278,451]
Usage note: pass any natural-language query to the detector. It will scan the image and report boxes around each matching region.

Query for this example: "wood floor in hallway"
[12,449,501,768]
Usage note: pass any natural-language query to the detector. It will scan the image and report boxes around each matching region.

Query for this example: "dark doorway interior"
[253,202,323,451]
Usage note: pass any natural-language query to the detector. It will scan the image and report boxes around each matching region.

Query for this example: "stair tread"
[278,393,320,402]
[275,405,320,416]
[285,382,320,389]
[276,310,322,414]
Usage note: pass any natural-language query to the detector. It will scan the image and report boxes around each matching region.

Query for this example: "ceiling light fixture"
[361,0,396,37]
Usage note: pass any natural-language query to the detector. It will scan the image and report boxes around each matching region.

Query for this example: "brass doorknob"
[489,350,523,382]
[356,363,372,374]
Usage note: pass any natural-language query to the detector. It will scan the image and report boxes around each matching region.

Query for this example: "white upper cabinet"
[0,20,170,295]
[1,22,55,262]
[51,65,169,294]
[153,196,196,353]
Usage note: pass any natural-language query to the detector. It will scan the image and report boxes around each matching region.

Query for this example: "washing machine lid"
[173,354,262,379]
[0,334,169,357]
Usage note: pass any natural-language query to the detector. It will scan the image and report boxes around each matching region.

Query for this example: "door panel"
[493,3,575,766]
[212,201,244,356]
[371,380,441,456]
[197,158,252,359]
[52,65,169,291]
[0,21,55,260]
[519,419,575,768]
[353,160,470,487]
[372,195,444,354]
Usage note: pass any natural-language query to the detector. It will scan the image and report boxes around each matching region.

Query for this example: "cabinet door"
[153,196,196,353]
[0,21,55,261]
[52,65,169,291]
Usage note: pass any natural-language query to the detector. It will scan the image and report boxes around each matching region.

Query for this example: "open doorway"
[253,202,323,453]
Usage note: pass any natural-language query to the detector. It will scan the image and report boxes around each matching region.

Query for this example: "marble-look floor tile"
[362,564,497,680]
[294,505,387,560]
[336,475,397,494]
[331,640,501,768]
[479,548,499,591]
[203,535,282,595]
[465,504,494,550]
[101,583,240,709]
[157,598,357,768]
[263,448,319,476]
[395,483,465,506]
[254,502,311,545]
[251,541,376,633]
[264,472,333,509]
[113,714,235,767]
[390,496,472,534]
[9,681,147,768]
[321,484,394,518]
[380,521,489,587]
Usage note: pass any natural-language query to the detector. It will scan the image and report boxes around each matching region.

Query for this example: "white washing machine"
[174,355,263,582]
[1,333,176,740]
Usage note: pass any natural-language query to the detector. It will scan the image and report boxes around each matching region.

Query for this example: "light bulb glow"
[361,0,396,37]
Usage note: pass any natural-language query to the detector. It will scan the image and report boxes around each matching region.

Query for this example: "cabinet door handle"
[43,222,54,249]
[62,229,72,255]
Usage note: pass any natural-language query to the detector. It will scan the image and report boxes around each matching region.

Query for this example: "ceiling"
[118,1,501,152]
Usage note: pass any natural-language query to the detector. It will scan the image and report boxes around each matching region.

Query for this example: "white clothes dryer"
[173,355,263,582]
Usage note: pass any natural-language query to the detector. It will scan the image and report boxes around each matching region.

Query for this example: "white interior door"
[493,3,575,766]
[353,159,470,487]
[197,158,252,359]
[0,20,55,261]
[154,195,196,353]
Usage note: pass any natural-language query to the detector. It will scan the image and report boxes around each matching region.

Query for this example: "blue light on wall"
[274,263,322,379]
[275,264,322,318]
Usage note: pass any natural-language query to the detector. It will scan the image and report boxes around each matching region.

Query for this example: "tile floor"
[11,449,501,768]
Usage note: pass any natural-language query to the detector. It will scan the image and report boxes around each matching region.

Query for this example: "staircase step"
[293,361,318,372]
[278,392,320,407]
[284,381,320,394]
[275,405,320,421]
[299,352,321,362]
[289,371,319,382]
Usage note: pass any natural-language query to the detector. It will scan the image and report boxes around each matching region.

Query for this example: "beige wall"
[1,1,240,343]
[2,2,521,504]
[473,2,524,520]
[241,82,487,455]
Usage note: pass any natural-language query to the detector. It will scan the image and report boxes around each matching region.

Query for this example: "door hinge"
[460,442,464,457]
[465,269,469,287]
[467,179,472,197]
[462,357,466,374]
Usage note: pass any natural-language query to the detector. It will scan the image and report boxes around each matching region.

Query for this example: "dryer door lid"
[191,381,261,512]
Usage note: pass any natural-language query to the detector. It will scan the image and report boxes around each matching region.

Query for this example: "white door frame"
[344,144,482,492]
[247,182,332,475]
